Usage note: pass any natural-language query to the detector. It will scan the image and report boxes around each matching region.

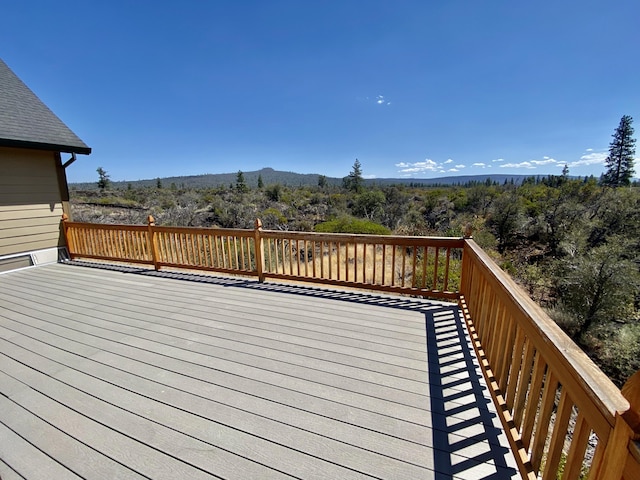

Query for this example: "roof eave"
[0,138,91,155]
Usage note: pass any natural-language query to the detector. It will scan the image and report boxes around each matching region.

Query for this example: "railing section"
[260,229,463,299]
[62,216,463,299]
[63,215,259,278]
[62,216,152,265]
[459,239,640,480]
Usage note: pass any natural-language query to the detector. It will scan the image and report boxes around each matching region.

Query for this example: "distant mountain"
[70,167,540,190]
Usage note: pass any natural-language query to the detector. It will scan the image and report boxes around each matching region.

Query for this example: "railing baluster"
[443,247,451,291]
[401,246,406,287]
[432,246,439,290]
[371,244,376,284]
[506,327,526,410]
[542,389,573,479]
[488,302,507,380]
[411,244,417,288]
[513,339,536,429]
[531,371,559,474]
[361,242,366,283]
[497,314,517,394]
[563,411,591,480]
[352,243,356,283]
[520,352,546,451]
[312,240,317,278]
[227,234,233,269]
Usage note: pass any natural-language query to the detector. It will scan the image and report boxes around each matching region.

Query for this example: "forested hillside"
[70,169,640,386]
[71,167,532,190]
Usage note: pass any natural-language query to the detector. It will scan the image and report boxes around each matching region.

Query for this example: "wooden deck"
[0,262,517,479]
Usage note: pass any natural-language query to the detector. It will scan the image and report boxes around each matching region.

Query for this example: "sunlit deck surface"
[0,262,517,479]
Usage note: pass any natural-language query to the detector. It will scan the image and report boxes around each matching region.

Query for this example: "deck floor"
[0,262,517,479]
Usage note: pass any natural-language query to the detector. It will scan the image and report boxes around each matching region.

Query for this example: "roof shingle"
[0,58,91,154]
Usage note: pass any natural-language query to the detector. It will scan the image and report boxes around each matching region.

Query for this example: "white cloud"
[492,158,505,162]
[473,162,486,167]
[362,174,377,179]
[375,94,391,106]
[395,159,440,174]
[396,158,462,175]
[567,151,607,167]
[531,158,559,166]
[500,161,536,169]
[501,157,560,169]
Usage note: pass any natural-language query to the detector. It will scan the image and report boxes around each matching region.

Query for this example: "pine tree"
[236,170,248,193]
[602,115,636,187]
[96,167,110,191]
[343,159,363,192]
[257,174,264,189]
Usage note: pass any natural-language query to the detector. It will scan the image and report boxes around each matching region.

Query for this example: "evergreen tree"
[236,170,248,193]
[317,175,327,188]
[343,159,363,192]
[257,174,264,189]
[96,167,110,191]
[602,115,636,187]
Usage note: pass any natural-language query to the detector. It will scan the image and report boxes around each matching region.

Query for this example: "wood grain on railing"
[459,238,638,479]
[62,217,462,299]
[260,230,463,299]
[62,215,152,264]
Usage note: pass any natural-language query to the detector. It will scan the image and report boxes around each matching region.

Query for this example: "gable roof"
[0,58,91,155]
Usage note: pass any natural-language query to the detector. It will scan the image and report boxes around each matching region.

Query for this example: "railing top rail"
[261,229,466,246]
[152,225,255,237]
[66,219,466,246]
[63,221,147,232]
[463,238,630,421]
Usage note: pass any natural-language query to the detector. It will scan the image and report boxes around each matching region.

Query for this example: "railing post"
[592,414,635,480]
[61,213,75,260]
[621,369,640,439]
[459,226,474,298]
[254,218,265,282]
[147,215,160,271]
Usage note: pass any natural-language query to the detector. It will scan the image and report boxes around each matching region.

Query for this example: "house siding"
[0,147,65,256]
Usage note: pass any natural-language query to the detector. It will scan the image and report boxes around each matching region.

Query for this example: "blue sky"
[3,1,639,183]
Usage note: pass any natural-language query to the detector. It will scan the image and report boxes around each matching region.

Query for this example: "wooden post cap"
[622,369,640,438]
[62,213,69,221]
[147,215,155,225]
[255,218,263,229]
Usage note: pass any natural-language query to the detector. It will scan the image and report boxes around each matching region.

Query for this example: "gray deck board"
[0,285,430,398]
[0,262,518,479]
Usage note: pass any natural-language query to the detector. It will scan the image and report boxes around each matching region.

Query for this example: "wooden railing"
[61,217,640,479]
[62,216,463,300]
[460,239,640,480]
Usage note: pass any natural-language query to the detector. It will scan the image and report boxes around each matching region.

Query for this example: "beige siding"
[0,147,65,256]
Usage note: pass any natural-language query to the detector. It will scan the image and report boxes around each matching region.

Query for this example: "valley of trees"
[70,117,639,386]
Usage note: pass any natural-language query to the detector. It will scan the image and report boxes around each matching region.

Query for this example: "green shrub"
[314,217,391,235]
